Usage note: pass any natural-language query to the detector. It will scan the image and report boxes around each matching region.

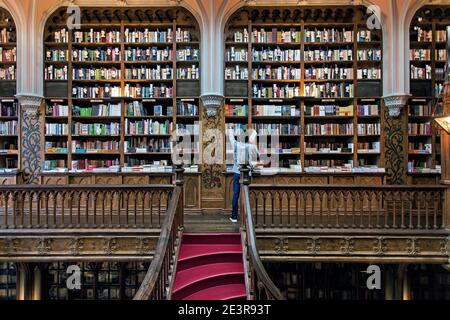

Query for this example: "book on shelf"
[305,142,353,154]
[305,123,354,135]
[73,29,121,43]
[124,137,172,154]
[357,142,380,153]
[45,123,68,136]
[357,104,379,116]
[253,105,299,117]
[125,65,172,80]
[176,101,198,116]
[410,49,431,61]
[252,84,300,98]
[435,30,446,42]
[177,66,199,80]
[0,47,16,62]
[252,123,300,135]
[43,160,67,172]
[225,66,248,80]
[45,141,68,153]
[45,65,68,80]
[435,49,447,61]
[72,103,121,117]
[226,47,248,62]
[408,142,432,154]
[305,67,353,80]
[175,29,192,43]
[225,104,248,117]
[72,122,120,136]
[408,122,431,135]
[304,28,353,43]
[73,67,121,81]
[72,86,122,98]
[72,47,121,62]
[304,83,354,98]
[0,101,17,117]
[357,68,381,80]
[52,28,69,43]
[251,28,301,44]
[232,29,249,43]
[357,123,381,135]
[252,47,301,62]
[253,66,301,80]
[72,140,119,154]
[0,65,15,80]
[0,120,17,135]
[357,49,381,61]
[305,105,353,116]
[125,47,173,62]
[177,48,199,61]
[305,48,352,62]
[124,28,173,43]
[357,30,375,42]
[124,84,173,98]
[410,65,432,79]
[125,119,172,135]
[415,28,432,42]
[70,159,120,172]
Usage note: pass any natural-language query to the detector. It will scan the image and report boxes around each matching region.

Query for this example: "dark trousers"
[231,173,240,219]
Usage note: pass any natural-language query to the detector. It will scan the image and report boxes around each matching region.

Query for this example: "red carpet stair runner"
[172,233,247,300]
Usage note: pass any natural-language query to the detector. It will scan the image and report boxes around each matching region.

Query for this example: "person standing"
[227,124,259,223]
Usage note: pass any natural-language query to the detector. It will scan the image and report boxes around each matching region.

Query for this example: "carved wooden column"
[16,94,44,184]
[442,83,450,232]
[16,263,32,300]
[200,94,225,212]
[382,94,410,184]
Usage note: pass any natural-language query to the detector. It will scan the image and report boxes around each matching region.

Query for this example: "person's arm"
[227,124,236,148]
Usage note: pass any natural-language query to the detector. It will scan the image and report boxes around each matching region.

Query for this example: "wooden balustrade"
[248,185,446,230]
[0,185,174,229]
[240,166,285,300]
[134,165,184,300]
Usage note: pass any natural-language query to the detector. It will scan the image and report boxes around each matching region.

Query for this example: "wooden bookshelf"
[0,8,18,174]
[224,7,383,174]
[43,7,200,174]
[408,6,448,176]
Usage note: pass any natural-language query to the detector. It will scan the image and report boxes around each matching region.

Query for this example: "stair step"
[172,273,245,300]
[182,283,247,301]
[177,252,243,272]
[182,233,241,245]
[178,244,242,261]
[173,262,244,293]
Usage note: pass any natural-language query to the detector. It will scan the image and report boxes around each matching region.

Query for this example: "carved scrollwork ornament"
[382,94,411,117]
[200,94,224,118]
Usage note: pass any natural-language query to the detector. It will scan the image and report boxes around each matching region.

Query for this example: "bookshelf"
[224,7,383,174]
[0,8,17,173]
[408,6,447,175]
[43,8,200,174]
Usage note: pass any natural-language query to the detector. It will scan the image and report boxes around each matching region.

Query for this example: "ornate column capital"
[15,94,44,115]
[382,93,411,117]
[200,94,224,118]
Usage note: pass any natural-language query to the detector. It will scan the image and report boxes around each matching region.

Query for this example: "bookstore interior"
[0,0,449,301]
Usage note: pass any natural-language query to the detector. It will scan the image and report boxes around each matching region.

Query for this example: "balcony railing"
[0,184,174,229]
[248,185,446,231]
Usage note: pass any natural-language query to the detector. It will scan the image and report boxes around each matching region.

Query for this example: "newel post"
[174,163,185,228]
[239,163,251,226]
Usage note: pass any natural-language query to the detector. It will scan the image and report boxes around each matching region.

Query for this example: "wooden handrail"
[133,165,185,300]
[240,173,285,300]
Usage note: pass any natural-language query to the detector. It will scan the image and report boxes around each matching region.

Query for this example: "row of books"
[436,49,447,61]
[357,49,382,61]
[175,124,200,135]
[226,47,248,62]
[0,102,17,117]
[305,67,353,80]
[71,159,120,172]
[252,84,300,98]
[357,142,381,152]
[72,122,121,136]
[177,66,199,80]
[414,28,433,42]
[72,140,120,153]
[252,48,300,62]
[225,66,248,80]
[124,84,173,98]
[125,47,172,62]
[45,141,68,153]
[232,29,249,43]
[304,83,354,98]
[0,28,14,43]
[52,29,69,43]
[124,66,172,80]
[126,102,173,117]
[44,66,68,80]
[45,49,69,62]
[46,104,69,117]
[124,29,173,43]
[73,67,121,81]
[124,119,172,135]
[176,102,198,116]
[304,159,352,168]
[410,65,432,79]
[410,49,431,61]
[304,123,354,135]
[409,105,432,117]
[357,123,381,135]
[124,138,171,153]
[72,103,122,117]
[408,161,441,173]
[253,105,299,117]
[357,68,381,80]
[357,104,379,116]
[72,86,122,98]
[252,123,300,135]
[72,48,120,62]
[251,29,301,44]
[0,121,17,135]
[73,30,121,43]
[225,104,248,117]
[304,105,353,116]
[408,122,431,135]
[435,68,446,81]
[0,48,15,62]
[305,49,352,62]
[0,66,15,80]
[45,123,68,136]
[304,142,353,153]
[304,29,353,43]
[253,66,301,80]
[408,142,432,154]
[177,48,199,61]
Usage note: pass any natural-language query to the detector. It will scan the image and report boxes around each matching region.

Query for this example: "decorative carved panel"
[123,175,150,185]
[184,176,200,209]
[41,175,68,185]
[94,176,122,185]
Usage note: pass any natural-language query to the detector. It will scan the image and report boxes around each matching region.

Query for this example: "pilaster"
[15,94,44,184]
[382,93,410,184]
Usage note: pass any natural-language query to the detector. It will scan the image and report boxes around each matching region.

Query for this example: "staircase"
[171,232,247,300]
